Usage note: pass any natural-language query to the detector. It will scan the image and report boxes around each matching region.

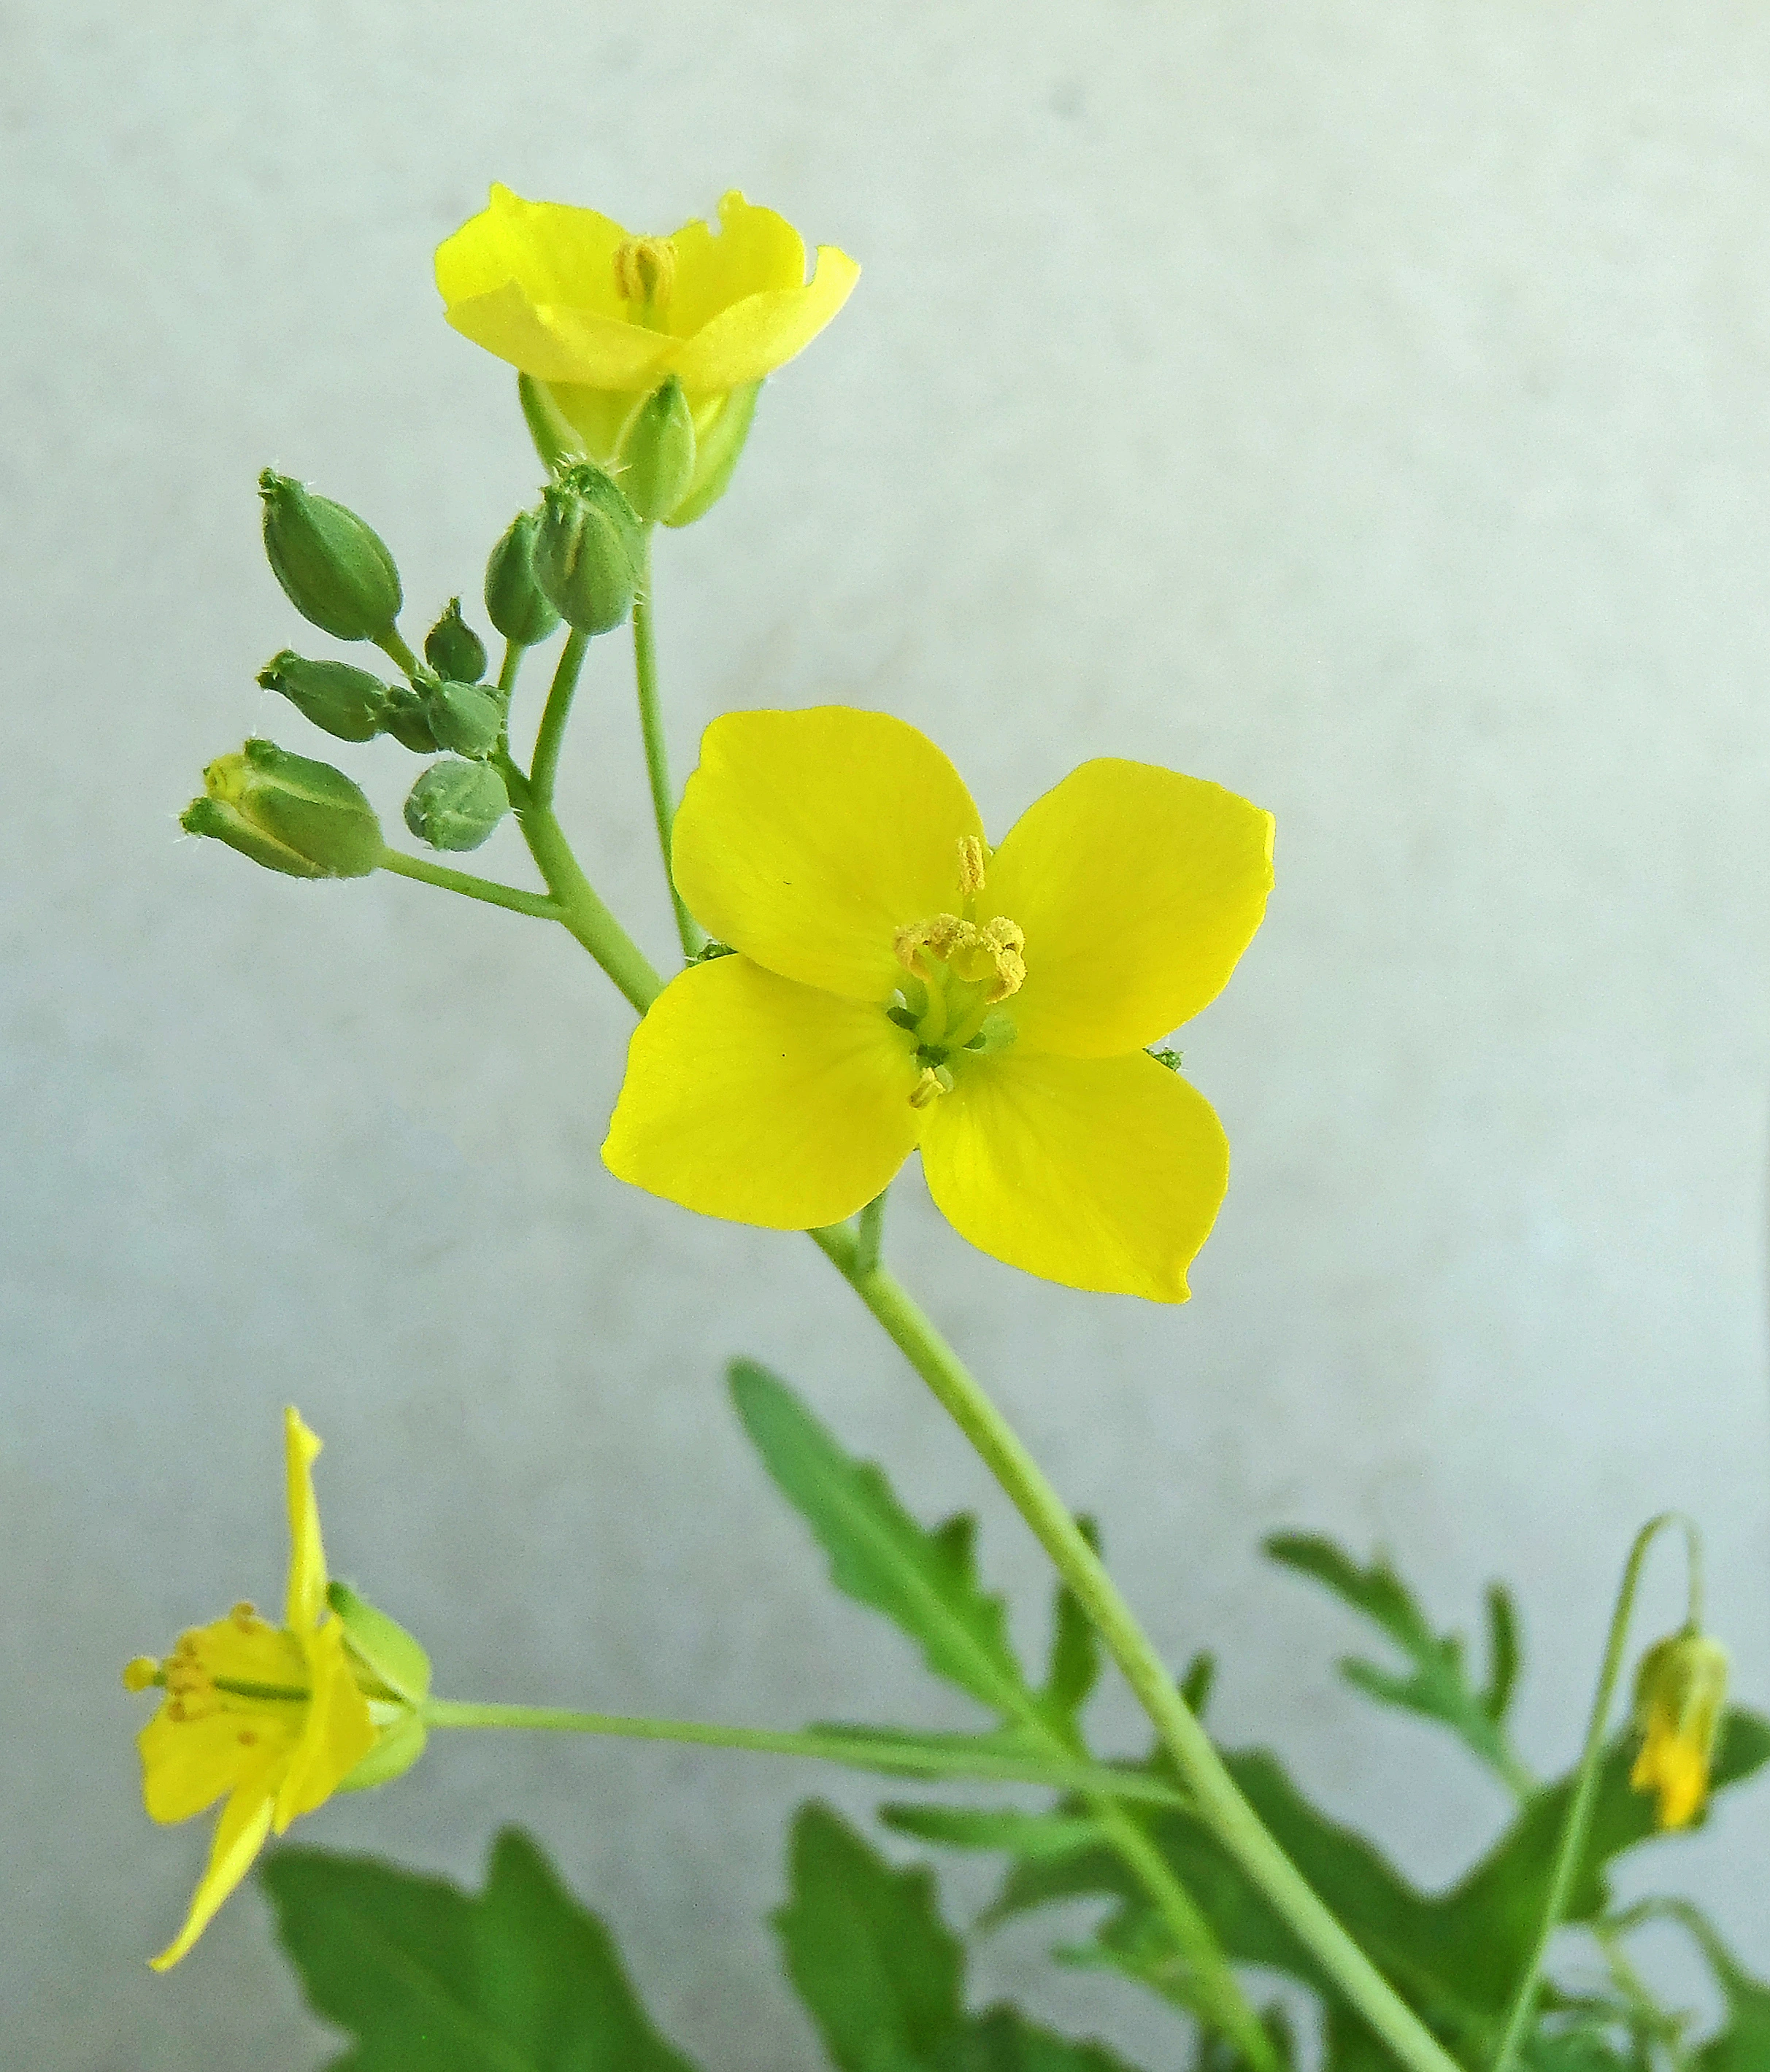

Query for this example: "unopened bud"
[423,677,503,758]
[381,684,438,755]
[484,509,562,646]
[182,739,382,879]
[258,651,388,744]
[617,376,696,523]
[404,758,509,852]
[1631,1627,1730,1830]
[532,463,642,635]
[423,598,488,684]
[258,469,402,642]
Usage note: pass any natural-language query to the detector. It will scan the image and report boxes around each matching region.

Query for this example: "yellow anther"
[947,915,1025,1002]
[909,1065,953,1109]
[957,835,987,899]
[894,912,970,979]
[123,1655,161,1693]
[613,235,676,309]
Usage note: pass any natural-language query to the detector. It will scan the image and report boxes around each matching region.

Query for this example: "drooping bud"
[380,683,438,755]
[258,651,389,744]
[1631,1628,1730,1830]
[664,381,761,530]
[422,677,503,758]
[484,509,562,646]
[403,758,509,852]
[531,463,642,635]
[423,598,488,684]
[258,469,402,642]
[617,376,696,523]
[182,739,382,879]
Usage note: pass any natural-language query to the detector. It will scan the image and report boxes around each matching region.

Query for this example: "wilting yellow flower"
[603,709,1274,1301]
[124,1409,377,1968]
[1630,1628,1729,1830]
[435,185,858,466]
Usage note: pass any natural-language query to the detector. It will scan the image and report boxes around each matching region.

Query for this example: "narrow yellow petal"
[663,191,809,336]
[603,955,926,1228]
[920,1051,1230,1301]
[435,184,629,318]
[986,760,1274,1059]
[670,245,861,390]
[274,1622,377,1830]
[284,1407,327,1633]
[672,708,983,1002]
[149,1778,277,1969]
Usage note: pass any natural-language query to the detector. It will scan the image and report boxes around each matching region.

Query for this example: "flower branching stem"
[420,576,1466,2072]
[1488,1512,1701,2072]
[631,530,704,961]
[377,849,561,921]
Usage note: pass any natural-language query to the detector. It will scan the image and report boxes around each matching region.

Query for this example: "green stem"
[377,848,560,922]
[852,1190,889,1278]
[528,629,588,807]
[374,628,423,679]
[420,1701,1183,1803]
[631,532,704,960]
[819,1247,1463,2072]
[496,638,524,697]
[519,804,661,1014]
[1488,1513,1697,2072]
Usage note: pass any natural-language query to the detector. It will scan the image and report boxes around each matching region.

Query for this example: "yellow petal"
[149,1776,277,1969]
[284,1407,327,1633]
[987,760,1274,1059]
[274,1622,377,1831]
[436,183,629,319]
[603,955,926,1228]
[139,1707,261,1825]
[672,708,983,1001]
[442,281,672,388]
[669,246,861,390]
[663,191,810,336]
[920,1051,1230,1301]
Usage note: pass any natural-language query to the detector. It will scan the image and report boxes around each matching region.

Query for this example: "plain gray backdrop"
[6,3,1770,2065]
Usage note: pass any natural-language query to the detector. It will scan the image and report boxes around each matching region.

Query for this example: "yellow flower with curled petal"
[435,185,858,485]
[603,709,1274,1301]
[123,1409,377,1968]
[1630,1628,1729,1830]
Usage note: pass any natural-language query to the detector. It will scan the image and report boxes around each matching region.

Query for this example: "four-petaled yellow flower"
[604,709,1274,1301]
[1630,1628,1730,1830]
[436,185,858,469]
[123,1409,377,1968]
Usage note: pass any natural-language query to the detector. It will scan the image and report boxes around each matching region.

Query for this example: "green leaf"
[880,1804,1108,1863]
[1674,1905,1770,2072]
[1263,1533,1531,1792]
[1040,1518,1102,1736]
[774,1803,966,2072]
[731,1360,1027,1716]
[262,1829,698,2072]
[1180,1652,1217,1721]
[939,2005,1149,2071]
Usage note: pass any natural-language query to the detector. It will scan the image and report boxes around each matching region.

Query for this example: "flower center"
[612,236,676,320]
[886,839,1024,1106]
[130,1603,312,1723]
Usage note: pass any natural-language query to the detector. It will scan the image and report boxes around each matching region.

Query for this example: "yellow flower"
[603,709,1274,1301]
[124,1409,377,1968]
[1630,1628,1730,1830]
[435,185,859,467]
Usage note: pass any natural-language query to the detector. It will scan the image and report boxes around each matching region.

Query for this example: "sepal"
[328,1580,431,1704]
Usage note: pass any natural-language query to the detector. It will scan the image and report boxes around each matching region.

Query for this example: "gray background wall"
[6,4,1770,2065]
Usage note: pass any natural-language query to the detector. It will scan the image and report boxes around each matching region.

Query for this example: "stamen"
[909,1065,954,1109]
[122,1656,161,1693]
[957,835,987,899]
[613,236,676,309]
[893,913,970,979]
[978,917,1026,1003]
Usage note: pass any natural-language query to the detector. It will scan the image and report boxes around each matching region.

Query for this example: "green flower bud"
[258,469,402,642]
[617,375,696,523]
[423,597,488,683]
[532,462,642,635]
[664,381,761,530]
[182,739,382,879]
[257,650,388,744]
[484,509,561,646]
[381,682,439,754]
[404,758,509,852]
[423,677,503,758]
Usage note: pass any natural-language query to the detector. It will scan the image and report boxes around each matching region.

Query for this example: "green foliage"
[1263,1533,1531,1793]
[776,1804,1143,2072]
[262,1829,696,2072]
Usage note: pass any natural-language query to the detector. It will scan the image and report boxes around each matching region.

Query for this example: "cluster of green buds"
[184,454,654,880]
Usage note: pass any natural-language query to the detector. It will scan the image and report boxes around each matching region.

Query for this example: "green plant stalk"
[1488,1513,1698,2072]
[421,1700,1190,1803]
[374,628,423,678]
[631,531,704,961]
[377,848,560,921]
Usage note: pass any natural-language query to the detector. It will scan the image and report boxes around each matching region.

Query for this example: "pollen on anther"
[957,835,987,899]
